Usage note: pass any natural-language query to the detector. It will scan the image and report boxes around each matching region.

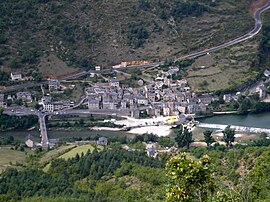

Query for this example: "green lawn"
[58,144,95,160]
[0,146,26,173]
[39,145,76,164]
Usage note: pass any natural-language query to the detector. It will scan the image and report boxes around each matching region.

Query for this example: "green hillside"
[0,0,255,75]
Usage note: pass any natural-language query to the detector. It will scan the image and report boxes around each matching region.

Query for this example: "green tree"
[222,126,235,148]
[203,130,215,147]
[238,98,251,115]
[166,153,215,202]
[175,126,193,150]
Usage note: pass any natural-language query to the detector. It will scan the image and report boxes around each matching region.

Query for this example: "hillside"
[0,0,258,76]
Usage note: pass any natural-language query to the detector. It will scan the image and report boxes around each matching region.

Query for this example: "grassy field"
[186,39,259,92]
[0,146,26,173]
[58,144,95,160]
[39,145,76,164]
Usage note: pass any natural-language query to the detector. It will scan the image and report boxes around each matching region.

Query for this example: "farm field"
[58,144,96,160]
[0,147,26,173]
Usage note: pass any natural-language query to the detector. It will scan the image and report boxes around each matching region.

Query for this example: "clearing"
[0,146,26,173]
[58,144,95,160]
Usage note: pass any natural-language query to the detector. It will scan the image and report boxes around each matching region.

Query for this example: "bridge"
[198,123,270,134]
[39,114,50,149]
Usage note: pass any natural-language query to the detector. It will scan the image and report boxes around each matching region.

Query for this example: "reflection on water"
[197,112,270,129]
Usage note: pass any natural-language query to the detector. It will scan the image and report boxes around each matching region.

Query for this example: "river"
[197,112,270,129]
[0,129,132,142]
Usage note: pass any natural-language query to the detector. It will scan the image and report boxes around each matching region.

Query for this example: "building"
[16,92,32,103]
[136,97,149,106]
[146,93,156,102]
[256,85,267,99]
[146,147,156,158]
[97,137,108,145]
[41,96,54,112]
[264,69,270,77]
[88,99,100,109]
[48,80,60,91]
[25,135,35,149]
[43,102,54,112]
[223,94,232,103]
[0,94,7,108]
[10,72,22,81]
[109,79,120,88]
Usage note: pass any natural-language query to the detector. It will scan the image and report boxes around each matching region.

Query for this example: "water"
[197,112,270,129]
[0,129,132,142]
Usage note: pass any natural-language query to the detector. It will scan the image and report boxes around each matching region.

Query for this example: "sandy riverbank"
[128,125,172,137]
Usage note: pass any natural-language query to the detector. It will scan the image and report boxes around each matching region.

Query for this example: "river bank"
[196,111,270,129]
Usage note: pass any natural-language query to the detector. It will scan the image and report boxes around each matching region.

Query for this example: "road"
[39,114,49,149]
[176,0,270,60]
[1,1,269,94]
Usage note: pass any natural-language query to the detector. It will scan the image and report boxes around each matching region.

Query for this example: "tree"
[203,130,215,147]
[222,125,235,148]
[166,153,215,202]
[175,126,193,150]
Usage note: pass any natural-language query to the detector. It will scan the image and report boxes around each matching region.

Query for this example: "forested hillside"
[0,145,270,202]
[0,0,255,75]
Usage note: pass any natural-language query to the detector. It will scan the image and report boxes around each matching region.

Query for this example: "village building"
[256,85,267,99]
[25,135,35,149]
[97,137,108,145]
[88,99,100,109]
[0,94,7,108]
[10,72,22,81]
[48,80,60,91]
[16,92,32,103]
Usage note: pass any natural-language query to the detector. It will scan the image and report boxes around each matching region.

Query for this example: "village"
[1,65,270,122]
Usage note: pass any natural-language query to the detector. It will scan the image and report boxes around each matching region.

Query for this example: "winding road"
[177,0,270,60]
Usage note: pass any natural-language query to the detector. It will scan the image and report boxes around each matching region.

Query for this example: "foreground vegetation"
[0,136,269,202]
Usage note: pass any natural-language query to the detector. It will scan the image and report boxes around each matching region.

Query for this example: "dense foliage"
[0,148,166,201]
[0,114,38,131]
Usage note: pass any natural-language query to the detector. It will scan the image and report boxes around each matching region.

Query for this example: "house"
[16,92,32,103]
[85,87,96,96]
[97,137,108,145]
[109,79,120,88]
[102,99,118,110]
[223,94,232,103]
[264,69,270,77]
[256,85,267,99]
[187,104,201,114]
[25,135,35,149]
[41,96,54,112]
[146,147,156,158]
[163,107,170,116]
[88,99,100,109]
[136,96,149,106]
[10,72,22,81]
[121,101,127,109]
[95,66,101,71]
[146,93,156,102]
[43,102,54,112]
[48,80,60,91]
[198,94,214,106]
[53,102,64,111]
[0,94,7,108]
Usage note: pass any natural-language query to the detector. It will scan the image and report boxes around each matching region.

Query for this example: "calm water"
[0,129,132,142]
[197,112,270,129]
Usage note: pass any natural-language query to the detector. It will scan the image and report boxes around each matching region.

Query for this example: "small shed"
[97,137,108,145]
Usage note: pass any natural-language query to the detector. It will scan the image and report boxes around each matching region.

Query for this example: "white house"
[11,72,22,81]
